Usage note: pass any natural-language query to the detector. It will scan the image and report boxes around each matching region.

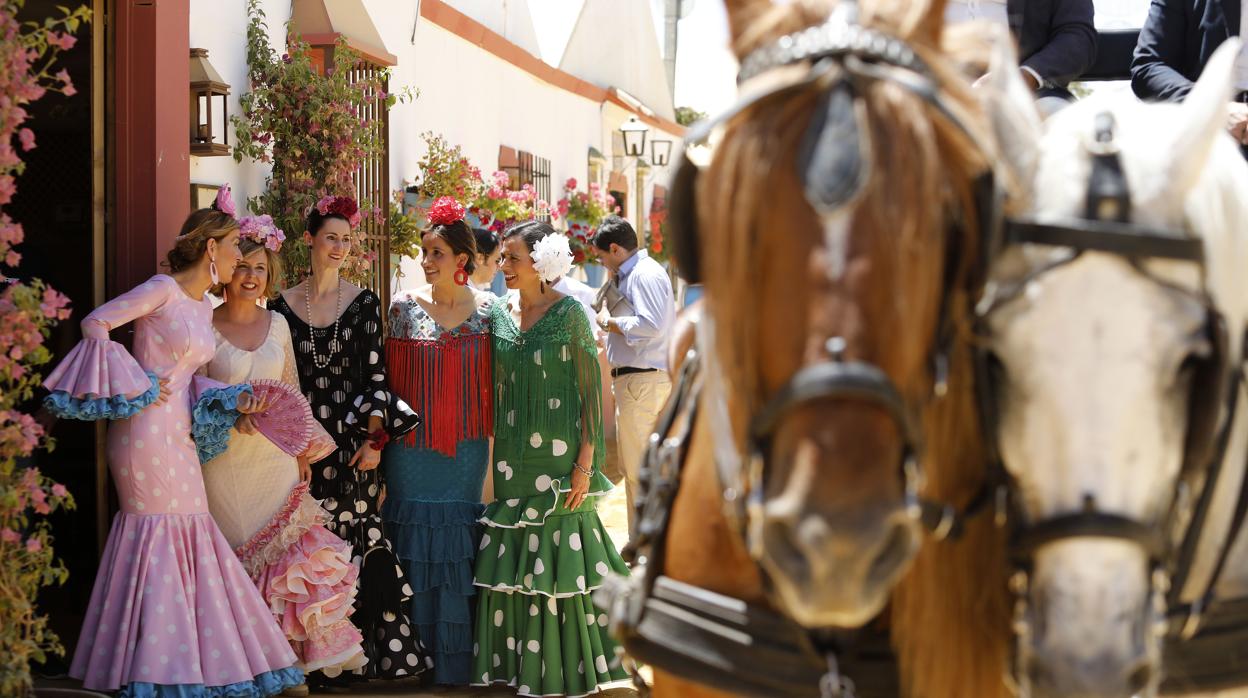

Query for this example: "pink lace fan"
[249,379,335,463]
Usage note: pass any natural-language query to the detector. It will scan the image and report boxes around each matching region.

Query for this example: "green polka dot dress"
[472,295,630,697]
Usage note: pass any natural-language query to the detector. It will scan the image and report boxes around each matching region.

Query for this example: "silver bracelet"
[573,462,593,477]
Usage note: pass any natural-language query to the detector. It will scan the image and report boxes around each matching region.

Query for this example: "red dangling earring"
[454,265,469,286]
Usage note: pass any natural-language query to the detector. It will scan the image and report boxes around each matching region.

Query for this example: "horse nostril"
[761,519,810,580]
[1126,660,1156,696]
[865,522,914,587]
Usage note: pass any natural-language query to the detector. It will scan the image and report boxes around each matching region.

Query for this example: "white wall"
[559,0,676,121]
[188,0,681,292]
[444,0,543,57]
[188,0,289,213]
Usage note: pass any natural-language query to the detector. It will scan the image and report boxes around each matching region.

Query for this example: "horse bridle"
[667,1,995,565]
[974,111,1248,692]
[597,6,1004,698]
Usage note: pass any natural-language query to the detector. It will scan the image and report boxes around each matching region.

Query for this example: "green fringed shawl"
[490,295,606,480]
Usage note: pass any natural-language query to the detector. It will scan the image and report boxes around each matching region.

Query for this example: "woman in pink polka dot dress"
[42,208,304,697]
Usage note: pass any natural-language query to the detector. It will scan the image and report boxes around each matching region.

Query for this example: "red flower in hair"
[427,196,466,226]
[314,195,362,228]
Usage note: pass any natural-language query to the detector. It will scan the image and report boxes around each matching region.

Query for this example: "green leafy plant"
[389,186,422,261]
[412,132,481,202]
[0,1,87,693]
[232,0,413,285]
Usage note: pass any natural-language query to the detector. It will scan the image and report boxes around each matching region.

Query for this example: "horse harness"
[595,5,1004,697]
[974,111,1248,694]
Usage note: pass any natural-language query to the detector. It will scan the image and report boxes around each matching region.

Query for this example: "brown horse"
[648,1,1015,696]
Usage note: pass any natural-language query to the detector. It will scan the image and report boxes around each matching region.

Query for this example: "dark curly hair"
[306,209,353,237]
[502,219,558,252]
[164,209,239,272]
[422,220,478,274]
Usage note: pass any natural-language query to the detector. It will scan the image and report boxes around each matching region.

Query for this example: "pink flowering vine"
[233,0,412,285]
[0,3,88,693]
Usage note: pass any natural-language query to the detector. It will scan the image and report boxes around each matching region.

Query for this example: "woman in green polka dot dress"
[472,221,631,697]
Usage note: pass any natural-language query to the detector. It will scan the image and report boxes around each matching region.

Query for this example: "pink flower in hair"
[213,183,237,216]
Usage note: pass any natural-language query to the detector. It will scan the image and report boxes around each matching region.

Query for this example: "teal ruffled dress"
[381,292,494,684]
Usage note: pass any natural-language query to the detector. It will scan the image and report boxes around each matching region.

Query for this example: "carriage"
[596,3,1248,697]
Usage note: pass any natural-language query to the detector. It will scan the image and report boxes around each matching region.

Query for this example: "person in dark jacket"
[951,0,1097,115]
[1131,0,1248,143]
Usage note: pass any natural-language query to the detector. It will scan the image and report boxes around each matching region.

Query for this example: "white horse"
[981,41,1248,698]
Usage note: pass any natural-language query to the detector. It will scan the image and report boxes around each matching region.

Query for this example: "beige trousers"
[613,370,672,535]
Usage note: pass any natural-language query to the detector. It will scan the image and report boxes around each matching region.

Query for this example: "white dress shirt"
[602,250,675,372]
[944,0,1009,26]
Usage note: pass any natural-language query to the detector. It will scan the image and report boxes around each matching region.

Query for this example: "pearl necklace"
[305,278,342,369]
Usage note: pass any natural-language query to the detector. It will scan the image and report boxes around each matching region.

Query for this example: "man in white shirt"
[590,216,675,535]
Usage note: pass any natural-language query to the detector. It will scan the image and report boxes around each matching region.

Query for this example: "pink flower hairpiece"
[239,214,287,252]
[427,196,465,227]
[212,183,237,217]
[313,195,362,228]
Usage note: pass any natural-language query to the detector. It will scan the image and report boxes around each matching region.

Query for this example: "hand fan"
[248,379,317,458]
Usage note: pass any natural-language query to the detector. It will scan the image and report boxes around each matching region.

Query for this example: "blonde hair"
[164,209,239,272]
[211,237,283,299]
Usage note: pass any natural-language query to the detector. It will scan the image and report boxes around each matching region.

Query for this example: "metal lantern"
[650,139,673,167]
[189,48,230,156]
[619,116,650,158]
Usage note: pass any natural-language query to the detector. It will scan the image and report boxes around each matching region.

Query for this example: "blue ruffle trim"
[115,666,304,698]
[191,383,253,463]
[43,371,161,421]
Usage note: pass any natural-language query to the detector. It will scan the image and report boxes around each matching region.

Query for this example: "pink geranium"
[55,68,74,96]
[17,128,34,151]
[47,32,76,50]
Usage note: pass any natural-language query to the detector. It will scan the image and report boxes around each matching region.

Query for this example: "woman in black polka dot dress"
[272,196,430,685]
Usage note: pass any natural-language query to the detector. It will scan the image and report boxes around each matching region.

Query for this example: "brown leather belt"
[611,366,658,379]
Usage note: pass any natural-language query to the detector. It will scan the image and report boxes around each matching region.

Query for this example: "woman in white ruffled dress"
[199,222,367,690]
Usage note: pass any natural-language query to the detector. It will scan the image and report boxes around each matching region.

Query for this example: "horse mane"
[693,1,1011,696]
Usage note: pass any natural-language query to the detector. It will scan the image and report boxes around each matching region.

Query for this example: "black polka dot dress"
[273,289,430,681]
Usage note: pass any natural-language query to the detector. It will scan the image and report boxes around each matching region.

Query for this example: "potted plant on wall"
[555,178,613,286]
[408,132,482,230]
[0,2,92,695]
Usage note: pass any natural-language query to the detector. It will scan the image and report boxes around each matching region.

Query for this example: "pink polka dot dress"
[43,275,302,696]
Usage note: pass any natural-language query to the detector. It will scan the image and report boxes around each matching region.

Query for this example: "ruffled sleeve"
[191,375,253,463]
[344,292,421,438]
[42,276,172,420]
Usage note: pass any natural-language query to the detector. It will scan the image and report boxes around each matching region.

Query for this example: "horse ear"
[1167,39,1239,197]
[979,27,1042,208]
[723,0,771,57]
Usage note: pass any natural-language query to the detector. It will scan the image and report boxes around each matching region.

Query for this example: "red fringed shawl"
[386,334,493,456]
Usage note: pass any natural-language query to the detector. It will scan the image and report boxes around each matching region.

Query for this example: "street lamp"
[619,117,649,158]
[650,139,672,167]
[189,48,231,157]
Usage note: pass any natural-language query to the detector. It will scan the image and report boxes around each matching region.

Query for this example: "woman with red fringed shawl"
[380,196,497,685]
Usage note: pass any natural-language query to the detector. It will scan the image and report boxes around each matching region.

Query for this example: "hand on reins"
[1228,102,1248,143]
[565,464,591,510]
[349,441,382,471]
